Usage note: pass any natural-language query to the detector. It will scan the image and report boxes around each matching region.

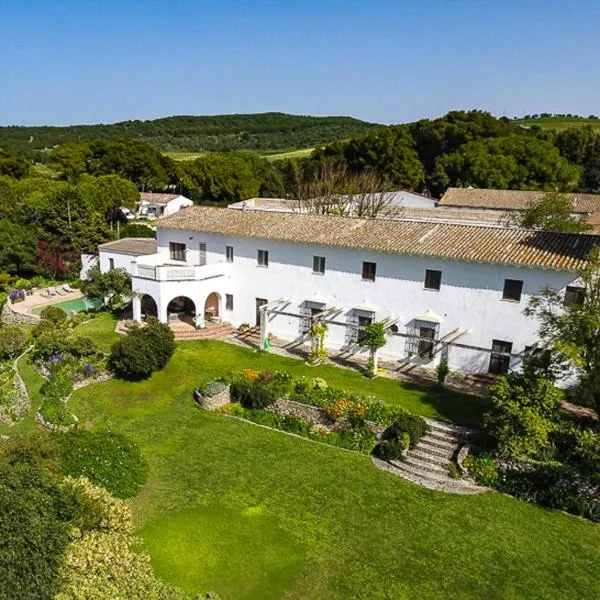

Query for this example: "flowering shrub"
[241,368,260,381]
[324,398,351,421]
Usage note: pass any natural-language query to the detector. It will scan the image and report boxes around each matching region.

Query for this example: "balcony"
[132,257,230,282]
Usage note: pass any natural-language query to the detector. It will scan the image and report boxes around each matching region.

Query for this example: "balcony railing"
[132,261,229,282]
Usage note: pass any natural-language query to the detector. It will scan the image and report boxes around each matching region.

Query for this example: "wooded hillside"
[0,112,382,154]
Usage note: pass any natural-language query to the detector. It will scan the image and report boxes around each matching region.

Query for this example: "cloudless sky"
[1,0,599,126]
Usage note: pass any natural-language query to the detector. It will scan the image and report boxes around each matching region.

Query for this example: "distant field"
[513,116,600,131]
[163,151,208,161]
[164,147,315,162]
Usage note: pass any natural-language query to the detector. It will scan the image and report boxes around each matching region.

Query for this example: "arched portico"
[141,294,158,318]
[167,296,197,328]
[204,292,222,323]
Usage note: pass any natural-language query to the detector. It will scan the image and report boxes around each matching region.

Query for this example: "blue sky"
[1,0,598,126]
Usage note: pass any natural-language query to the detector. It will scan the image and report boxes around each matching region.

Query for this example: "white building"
[138,193,193,219]
[97,206,597,375]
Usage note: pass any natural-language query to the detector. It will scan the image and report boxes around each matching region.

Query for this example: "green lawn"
[73,312,120,354]
[67,340,600,600]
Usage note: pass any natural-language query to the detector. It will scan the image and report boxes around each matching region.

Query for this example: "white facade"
[105,224,580,375]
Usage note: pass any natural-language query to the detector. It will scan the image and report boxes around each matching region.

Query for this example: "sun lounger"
[47,287,57,297]
[63,284,75,293]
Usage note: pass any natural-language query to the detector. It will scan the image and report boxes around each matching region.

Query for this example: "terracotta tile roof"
[440,188,600,213]
[98,238,157,256]
[157,206,599,271]
[139,192,180,205]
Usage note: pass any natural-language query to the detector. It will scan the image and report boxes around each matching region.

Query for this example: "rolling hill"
[512,114,600,131]
[0,112,382,154]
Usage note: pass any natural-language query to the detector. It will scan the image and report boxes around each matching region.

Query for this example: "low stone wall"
[73,373,113,390]
[268,398,325,424]
[35,409,78,432]
[195,385,231,410]
[267,397,386,438]
[1,302,40,325]
[0,354,31,426]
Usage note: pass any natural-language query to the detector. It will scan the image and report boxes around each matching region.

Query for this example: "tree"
[431,136,581,196]
[517,191,591,233]
[0,461,73,600]
[109,318,175,379]
[525,248,600,413]
[359,322,387,377]
[294,163,403,218]
[484,373,562,459]
[81,265,132,310]
[0,325,27,359]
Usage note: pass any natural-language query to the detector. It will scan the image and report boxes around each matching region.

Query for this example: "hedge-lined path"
[373,418,486,494]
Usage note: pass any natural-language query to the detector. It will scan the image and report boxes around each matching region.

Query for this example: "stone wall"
[267,397,386,438]
[1,302,40,325]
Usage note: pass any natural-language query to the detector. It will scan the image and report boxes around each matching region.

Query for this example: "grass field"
[163,147,315,163]
[513,116,600,131]
[65,339,600,600]
[73,312,120,354]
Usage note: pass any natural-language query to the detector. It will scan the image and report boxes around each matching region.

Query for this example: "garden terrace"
[63,340,600,599]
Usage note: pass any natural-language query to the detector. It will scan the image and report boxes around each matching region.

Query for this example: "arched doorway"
[141,294,158,319]
[204,292,221,323]
[167,296,196,329]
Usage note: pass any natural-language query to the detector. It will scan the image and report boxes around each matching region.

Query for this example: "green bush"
[230,370,291,409]
[59,430,149,499]
[32,318,57,339]
[375,438,408,461]
[497,462,600,522]
[462,454,499,486]
[0,324,27,359]
[280,415,311,436]
[40,304,68,324]
[484,373,562,460]
[0,462,73,600]
[387,413,428,449]
[109,318,175,379]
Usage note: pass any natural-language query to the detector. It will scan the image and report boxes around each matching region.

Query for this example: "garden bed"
[202,369,428,457]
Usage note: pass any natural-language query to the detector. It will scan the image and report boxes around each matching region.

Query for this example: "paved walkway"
[8,288,83,317]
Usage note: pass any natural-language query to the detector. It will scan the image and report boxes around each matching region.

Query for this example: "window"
[108,258,114,270]
[225,245,234,263]
[564,285,585,307]
[362,261,376,281]
[424,269,442,291]
[356,314,373,343]
[313,256,326,275]
[198,243,206,266]
[488,339,513,375]
[502,279,523,302]
[418,326,436,359]
[258,249,269,267]
[225,294,233,311]
[169,242,186,261]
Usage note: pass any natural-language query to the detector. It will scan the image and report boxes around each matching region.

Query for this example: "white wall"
[155,227,575,372]
[98,250,138,276]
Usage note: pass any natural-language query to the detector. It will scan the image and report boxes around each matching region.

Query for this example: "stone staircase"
[173,322,234,341]
[373,418,486,494]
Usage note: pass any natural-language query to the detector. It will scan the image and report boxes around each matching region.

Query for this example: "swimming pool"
[33,297,102,315]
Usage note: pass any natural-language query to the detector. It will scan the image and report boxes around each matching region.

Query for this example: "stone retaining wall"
[267,397,387,438]
[195,386,231,410]
[1,302,40,325]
